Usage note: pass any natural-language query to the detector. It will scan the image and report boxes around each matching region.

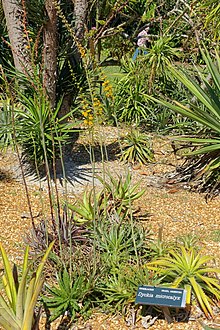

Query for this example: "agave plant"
[149,47,220,195]
[68,190,101,223]
[147,246,220,318]
[0,241,54,330]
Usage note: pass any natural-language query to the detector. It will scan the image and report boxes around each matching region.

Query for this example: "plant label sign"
[135,285,186,308]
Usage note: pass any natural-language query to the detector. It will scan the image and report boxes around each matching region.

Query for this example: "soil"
[0,126,220,330]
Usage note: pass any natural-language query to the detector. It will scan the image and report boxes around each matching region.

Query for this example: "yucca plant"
[149,47,220,195]
[0,241,54,330]
[147,246,220,318]
[15,93,77,166]
[144,36,181,93]
[120,130,154,165]
[113,68,150,125]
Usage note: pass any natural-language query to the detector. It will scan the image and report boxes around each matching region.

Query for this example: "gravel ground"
[0,128,220,329]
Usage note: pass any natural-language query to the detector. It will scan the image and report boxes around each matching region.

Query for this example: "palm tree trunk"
[74,0,87,42]
[2,0,32,74]
[43,0,58,109]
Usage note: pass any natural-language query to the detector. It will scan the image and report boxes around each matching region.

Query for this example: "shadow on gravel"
[20,141,120,187]
[71,141,120,165]
[0,170,13,182]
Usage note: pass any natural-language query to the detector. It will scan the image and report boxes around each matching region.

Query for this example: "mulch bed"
[0,130,220,329]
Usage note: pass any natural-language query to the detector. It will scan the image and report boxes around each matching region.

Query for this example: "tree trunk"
[2,0,32,74]
[43,0,58,109]
[73,0,87,42]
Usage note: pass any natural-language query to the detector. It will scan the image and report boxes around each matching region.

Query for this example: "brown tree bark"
[2,0,32,74]
[73,0,87,42]
[43,0,58,109]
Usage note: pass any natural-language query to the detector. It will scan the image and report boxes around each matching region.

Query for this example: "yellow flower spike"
[82,111,88,117]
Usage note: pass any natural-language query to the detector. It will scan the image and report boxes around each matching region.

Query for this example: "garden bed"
[0,131,220,329]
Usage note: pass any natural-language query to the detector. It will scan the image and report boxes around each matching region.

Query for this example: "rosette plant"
[147,246,220,318]
[120,130,154,165]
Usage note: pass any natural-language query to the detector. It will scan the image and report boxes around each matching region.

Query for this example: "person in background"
[132,26,150,61]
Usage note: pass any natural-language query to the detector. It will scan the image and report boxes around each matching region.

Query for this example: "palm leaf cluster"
[150,47,220,196]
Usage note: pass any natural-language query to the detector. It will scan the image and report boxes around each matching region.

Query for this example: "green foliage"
[96,263,161,312]
[200,0,220,40]
[102,34,134,61]
[43,268,94,322]
[68,190,99,223]
[147,246,220,318]
[113,65,150,124]
[147,239,174,260]
[0,97,15,150]
[97,172,145,219]
[120,130,154,164]
[111,51,184,128]
[176,233,200,250]
[200,320,220,330]
[144,36,182,93]
[150,47,220,194]
[68,172,145,222]
[210,230,220,242]
[15,92,77,166]
[0,241,54,330]
[93,220,149,268]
